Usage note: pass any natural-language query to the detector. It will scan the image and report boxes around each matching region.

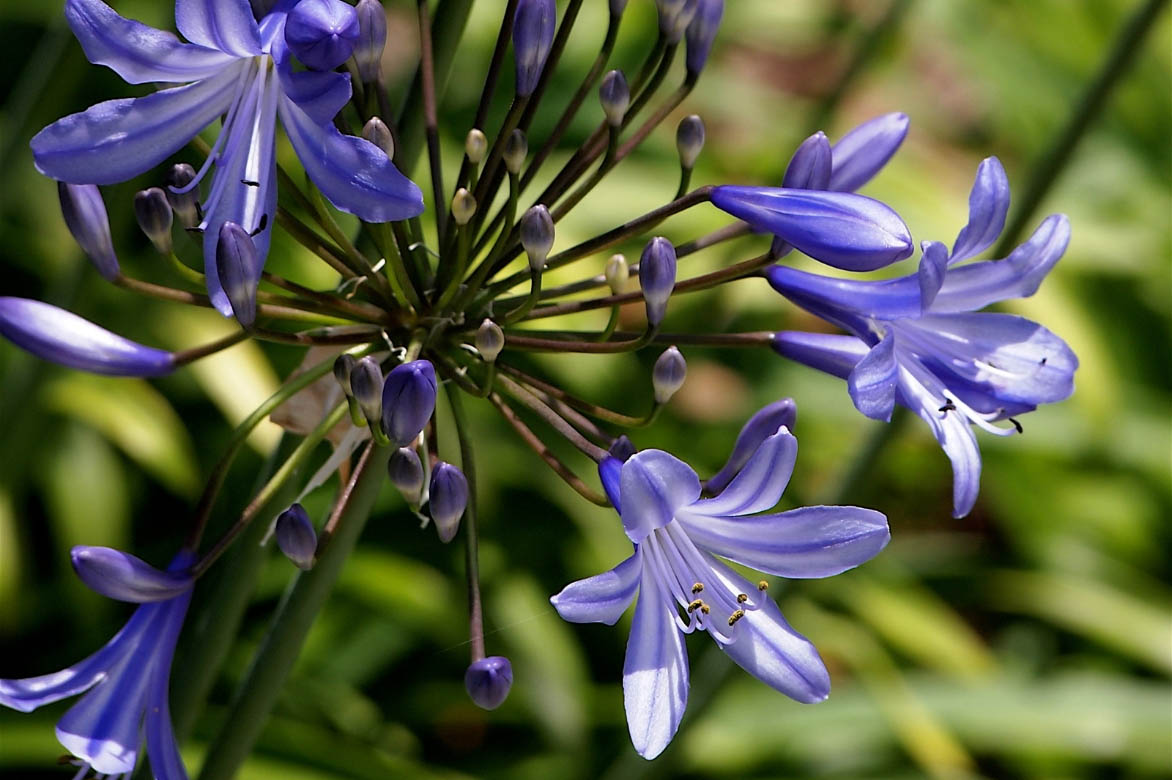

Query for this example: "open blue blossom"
[551,420,888,759]
[0,547,195,779]
[769,157,1078,517]
[31,0,424,316]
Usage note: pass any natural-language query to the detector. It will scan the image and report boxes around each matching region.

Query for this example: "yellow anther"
[736,593,749,603]
[728,609,745,626]
[700,604,710,614]
[687,599,703,613]
[757,580,769,591]
[691,582,704,594]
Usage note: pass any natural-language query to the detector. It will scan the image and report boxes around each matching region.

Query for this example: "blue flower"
[769,157,1078,517]
[551,420,888,759]
[0,547,196,779]
[31,0,424,317]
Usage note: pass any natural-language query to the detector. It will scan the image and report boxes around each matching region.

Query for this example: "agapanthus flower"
[551,416,889,758]
[769,157,1077,517]
[0,547,196,779]
[31,0,423,318]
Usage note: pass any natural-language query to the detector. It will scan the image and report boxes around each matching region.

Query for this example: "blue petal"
[918,241,949,311]
[766,264,920,331]
[550,550,642,625]
[276,63,352,124]
[706,398,797,494]
[175,0,261,56]
[278,93,424,222]
[0,297,174,376]
[31,63,242,185]
[950,157,1010,263]
[619,450,702,543]
[142,592,192,780]
[770,331,868,381]
[599,455,624,512]
[622,564,689,759]
[829,112,909,192]
[847,329,897,421]
[71,546,192,603]
[782,132,832,190]
[691,428,797,517]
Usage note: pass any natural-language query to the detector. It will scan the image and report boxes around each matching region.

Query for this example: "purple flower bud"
[599,70,629,126]
[685,0,723,76]
[520,205,555,270]
[133,187,174,255]
[829,112,909,192]
[513,0,556,97]
[652,346,687,404]
[429,462,468,543]
[676,114,705,170]
[165,163,201,228]
[215,222,260,327]
[598,455,624,510]
[783,132,832,191]
[476,319,504,363]
[57,182,119,281]
[354,0,387,82]
[71,546,192,603]
[350,355,384,423]
[503,129,528,175]
[275,504,317,570]
[333,353,357,394]
[285,0,361,71]
[609,436,637,462]
[465,656,513,710]
[388,447,425,503]
[710,186,913,271]
[381,360,438,447]
[638,237,677,327]
[706,398,798,493]
[0,297,173,376]
[657,0,700,43]
[362,117,394,158]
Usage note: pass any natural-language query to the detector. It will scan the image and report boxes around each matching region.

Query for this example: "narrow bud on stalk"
[465,656,514,710]
[676,115,706,171]
[215,222,259,328]
[285,0,361,71]
[783,132,832,190]
[388,447,425,504]
[57,182,119,281]
[354,0,387,82]
[451,189,477,226]
[599,70,630,127]
[519,205,554,270]
[275,504,317,570]
[657,0,700,43]
[133,188,174,255]
[685,0,724,77]
[476,319,504,362]
[362,117,395,158]
[429,462,468,543]
[639,237,677,328]
[333,354,356,394]
[513,0,556,97]
[503,129,528,175]
[465,129,488,164]
[381,360,438,447]
[652,346,687,404]
[605,254,629,294]
[165,163,201,228]
[349,355,384,424]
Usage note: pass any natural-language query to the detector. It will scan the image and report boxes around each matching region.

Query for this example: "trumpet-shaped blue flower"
[0,547,196,779]
[551,420,888,759]
[769,158,1078,517]
[31,0,424,317]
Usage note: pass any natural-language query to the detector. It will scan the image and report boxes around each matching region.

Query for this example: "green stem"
[446,390,486,661]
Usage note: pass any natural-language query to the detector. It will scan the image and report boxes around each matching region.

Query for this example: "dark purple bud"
[388,447,425,503]
[513,0,556,97]
[609,436,637,462]
[685,0,723,76]
[165,163,201,228]
[285,0,361,71]
[354,0,387,82]
[676,114,705,170]
[465,656,513,710]
[657,0,700,43]
[215,222,259,327]
[599,70,629,127]
[71,546,191,603]
[638,237,677,327]
[362,117,394,158]
[333,353,357,394]
[275,504,317,570]
[503,129,528,175]
[57,182,119,281]
[519,205,554,270]
[706,398,797,493]
[710,186,913,271]
[783,132,833,190]
[381,359,437,447]
[829,112,909,192]
[133,187,174,254]
[429,462,468,543]
[350,355,384,423]
[476,319,504,363]
[0,297,173,376]
[652,346,687,404]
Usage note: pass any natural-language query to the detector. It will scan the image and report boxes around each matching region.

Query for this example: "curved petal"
[620,450,702,543]
[550,550,641,625]
[829,112,909,192]
[950,157,1010,264]
[622,565,689,760]
[279,94,424,222]
[771,331,867,381]
[918,241,949,312]
[143,591,192,780]
[691,428,796,517]
[31,64,243,185]
[66,0,237,84]
[678,506,889,578]
[766,264,921,322]
[706,398,797,494]
[175,0,261,56]
[599,455,624,512]
[71,547,192,603]
[848,329,897,422]
[272,35,352,124]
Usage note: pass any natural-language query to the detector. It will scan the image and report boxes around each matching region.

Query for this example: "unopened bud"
[451,189,477,226]
[476,319,504,363]
[215,222,259,328]
[605,254,629,294]
[465,128,488,164]
[656,0,700,43]
[362,117,395,158]
[599,70,629,127]
[503,129,528,175]
[381,359,437,447]
[285,0,360,71]
[354,0,387,82]
[333,353,356,394]
[609,435,637,461]
[513,0,556,97]
[133,188,173,254]
[388,447,425,503]
[57,182,119,281]
[652,346,687,404]
[165,164,201,228]
[685,0,724,77]
[783,131,832,190]
[429,462,468,543]
[638,237,677,328]
[676,114,705,170]
[519,205,554,270]
[275,504,317,570]
[465,656,513,710]
[349,355,384,424]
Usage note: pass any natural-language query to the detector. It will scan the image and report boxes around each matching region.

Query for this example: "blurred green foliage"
[0,0,1169,778]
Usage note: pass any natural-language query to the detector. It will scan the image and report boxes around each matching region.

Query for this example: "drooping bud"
[652,346,687,404]
[676,115,706,172]
[70,546,191,603]
[285,0,360,71]
[465,129,488,164]
[829,112,910,193]
[133,187,174,254]
[783,132,832,190]
[707,398,797,493]
[519,205,554,271]
[349,355,384,424]
[685,0,723,77]
[513,0,556,97]
[165,163,201,228]
[638,237,677,328]
[215,222,259,327]
[465,656,514,710]
[381,359,438,447]
[451,188,477,226]
[503,129,528,175]
[605,253,629,294]
[598,70,629,127]
[388,447,425,503]
[476,319,504,363]
[333,353,357,394]
[354,0,387,82]
[275,504,317,570]
[57,182,119,281]
[656,0,700,43]
[0,297,174,376]
[362,117,394,158]
[429,462,468,543]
